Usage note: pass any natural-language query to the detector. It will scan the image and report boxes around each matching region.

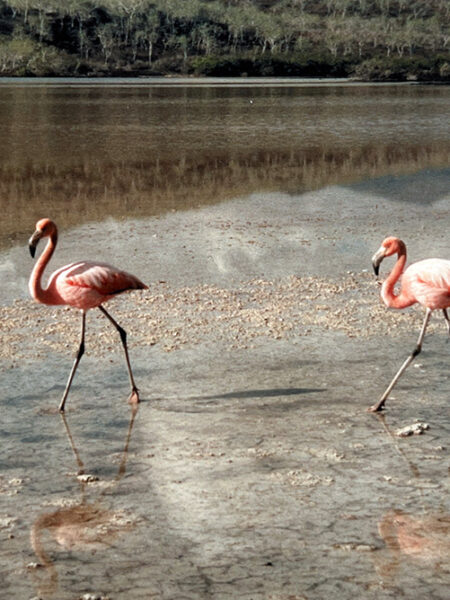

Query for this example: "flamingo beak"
[29,230,43,258]
[372,246,386,277]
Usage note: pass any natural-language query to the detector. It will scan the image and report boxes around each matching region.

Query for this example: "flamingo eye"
[36,218,53,235]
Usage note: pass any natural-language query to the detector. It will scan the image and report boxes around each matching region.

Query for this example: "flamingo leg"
[98,305,140,404]
[60,413,85,474]
[59,311,86,412]
[443,309,450,340]
[369,308,432,412]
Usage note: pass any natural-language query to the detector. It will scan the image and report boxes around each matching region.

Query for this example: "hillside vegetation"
[0,0,449,80]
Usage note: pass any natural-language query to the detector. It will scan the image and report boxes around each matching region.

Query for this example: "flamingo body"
[32,260,147,310]
[370,237,450,412]
[397,259,450,311]
[28,218,147,412]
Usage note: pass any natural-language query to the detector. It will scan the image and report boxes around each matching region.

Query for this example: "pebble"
[333,542,376,552]
[77,474,100,483]
[395,422,430,437]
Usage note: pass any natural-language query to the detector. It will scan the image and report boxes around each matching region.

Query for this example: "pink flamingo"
[28,218,148,412]
[369,236,450,412]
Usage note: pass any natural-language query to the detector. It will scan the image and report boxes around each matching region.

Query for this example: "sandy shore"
[0,272,433,363]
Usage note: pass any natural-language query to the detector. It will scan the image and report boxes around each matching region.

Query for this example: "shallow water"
[1,81,450,599]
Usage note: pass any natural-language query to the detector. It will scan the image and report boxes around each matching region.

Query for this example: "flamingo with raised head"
[369,236,450,412]
[28,218,148,412]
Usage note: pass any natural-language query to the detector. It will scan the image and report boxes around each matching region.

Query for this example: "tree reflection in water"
[2,142,449,249]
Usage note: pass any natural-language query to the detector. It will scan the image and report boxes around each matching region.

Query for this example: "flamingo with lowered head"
[369,236,450,412]
[28,218,148,412]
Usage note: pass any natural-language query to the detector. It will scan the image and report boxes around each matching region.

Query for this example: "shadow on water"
[197,387,324,401]
[155,387,324,414]
[28,406,139,599]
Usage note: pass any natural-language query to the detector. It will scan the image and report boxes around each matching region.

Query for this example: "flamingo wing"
[405,259,450,310]
[64,262,147,295]
[46,261,146,309]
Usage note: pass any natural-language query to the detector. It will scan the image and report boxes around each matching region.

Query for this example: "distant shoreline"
[0,76,441,87]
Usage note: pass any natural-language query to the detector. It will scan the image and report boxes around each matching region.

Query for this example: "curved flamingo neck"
[381,245,414,309]
[29,231,61,305]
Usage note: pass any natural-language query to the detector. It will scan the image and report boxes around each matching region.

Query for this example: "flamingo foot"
[128,388,140,404]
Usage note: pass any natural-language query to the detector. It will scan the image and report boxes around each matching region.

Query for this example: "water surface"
[0,79,449,249]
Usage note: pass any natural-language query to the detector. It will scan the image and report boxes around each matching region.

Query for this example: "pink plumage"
[403,259,450,311]
[370,236,450,412]
[40,260,147,310]
[28,218,147,412]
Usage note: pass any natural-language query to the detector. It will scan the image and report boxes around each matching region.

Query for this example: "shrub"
[190,51,351,78]
[190,55,252,76]
[439,62,450,81]
[353,54,450,81]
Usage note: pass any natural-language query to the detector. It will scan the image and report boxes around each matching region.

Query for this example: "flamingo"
[369,236,450,412]
[28,218,148,412]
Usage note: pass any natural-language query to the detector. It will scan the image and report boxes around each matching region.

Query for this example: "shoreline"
[0,75,439,87]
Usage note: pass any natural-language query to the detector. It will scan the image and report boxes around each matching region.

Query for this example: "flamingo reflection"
[374,414,450,578]
[29,406,139,598]
[377,509,450,576]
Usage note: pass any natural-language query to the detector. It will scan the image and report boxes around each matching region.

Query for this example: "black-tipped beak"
[371,246,385,278]
[28,230,42,258]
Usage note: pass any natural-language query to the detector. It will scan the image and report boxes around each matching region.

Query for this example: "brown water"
[0,79,449,249]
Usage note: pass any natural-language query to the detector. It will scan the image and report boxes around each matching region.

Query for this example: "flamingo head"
[29,218,57,258]
[372,237,406,276]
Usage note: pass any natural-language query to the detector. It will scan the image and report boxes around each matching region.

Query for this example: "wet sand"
[1,172,449,599]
